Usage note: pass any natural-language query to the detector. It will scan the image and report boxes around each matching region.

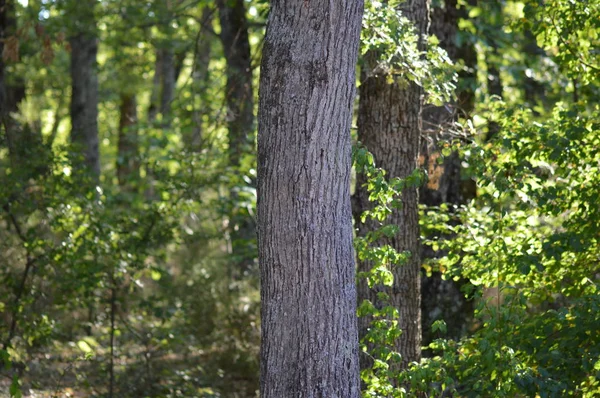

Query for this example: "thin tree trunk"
[0,0,6,120]
[354,0,430,369]
[257,1,364,396]
[216,0,253,166]
[186,7,212,152]
[485,1,504,141]
[69,0,100,178]
[0,0,31,169]
[148,47,176,126]
[148,49,162,123]
[117,94,139,187]
[146,45,176,199]
[159,47,175,125]
[217,0,256,273]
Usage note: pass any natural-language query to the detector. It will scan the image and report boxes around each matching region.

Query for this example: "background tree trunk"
[186,7,213,152]
[69,0,100,179]
[0,0,38,173]
[257,1,364,396]
[353,0,430,369]
[148,49,163,123]
[117,94,139,187]
[216,0,253,166]
[217,0,256,274]
[159,47,175,125]
[148,47,176,126]
[420,0,476,346]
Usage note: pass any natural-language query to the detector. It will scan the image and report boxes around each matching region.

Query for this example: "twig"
[47,92,65,147]
[1,204,44,351]
[109,282,116,398]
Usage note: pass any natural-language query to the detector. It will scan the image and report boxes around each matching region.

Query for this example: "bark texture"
[69,1,100,178]
[257,1,364,396]
[353,0,430,369]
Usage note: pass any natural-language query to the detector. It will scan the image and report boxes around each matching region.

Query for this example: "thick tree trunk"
[69,1,100,178]
[354,0,430,369]
[117,94,139,187]
[257,1,364,396]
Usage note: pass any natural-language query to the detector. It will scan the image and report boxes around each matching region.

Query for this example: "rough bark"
[420,0,476,345]
[117,94,139,187]
[69,0,100,178]
[353,0,430,369]
[257,1,364,396]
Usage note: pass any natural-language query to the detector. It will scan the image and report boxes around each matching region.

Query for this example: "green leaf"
[10,375,22,398]
[77,340,93,354]
[431,319,447,335]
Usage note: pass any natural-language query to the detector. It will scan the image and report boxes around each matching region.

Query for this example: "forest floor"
[0,345,258,397]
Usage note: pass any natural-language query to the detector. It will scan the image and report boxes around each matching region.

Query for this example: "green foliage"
[1,1,260,395]
[361,0,457,104]
[413,98,600,396]
[354,143,424,397]
[522,0,600,86]
[357,1,600,397]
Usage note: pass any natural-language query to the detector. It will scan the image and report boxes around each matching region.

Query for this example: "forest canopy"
[0,0,599,396]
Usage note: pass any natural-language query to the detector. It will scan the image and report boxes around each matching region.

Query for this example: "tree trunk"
[159,47,175,124]
[257,1,364,396]
[354,0,430,369]
[217,0,256,274]
[146,44,177,199]
[148,49,162,123]
[148,47,176,126]
[216,0,253,166]
[0,0,32,170]
[187,7,212,152]
[69,0,100,178]
[117,94,139,187]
